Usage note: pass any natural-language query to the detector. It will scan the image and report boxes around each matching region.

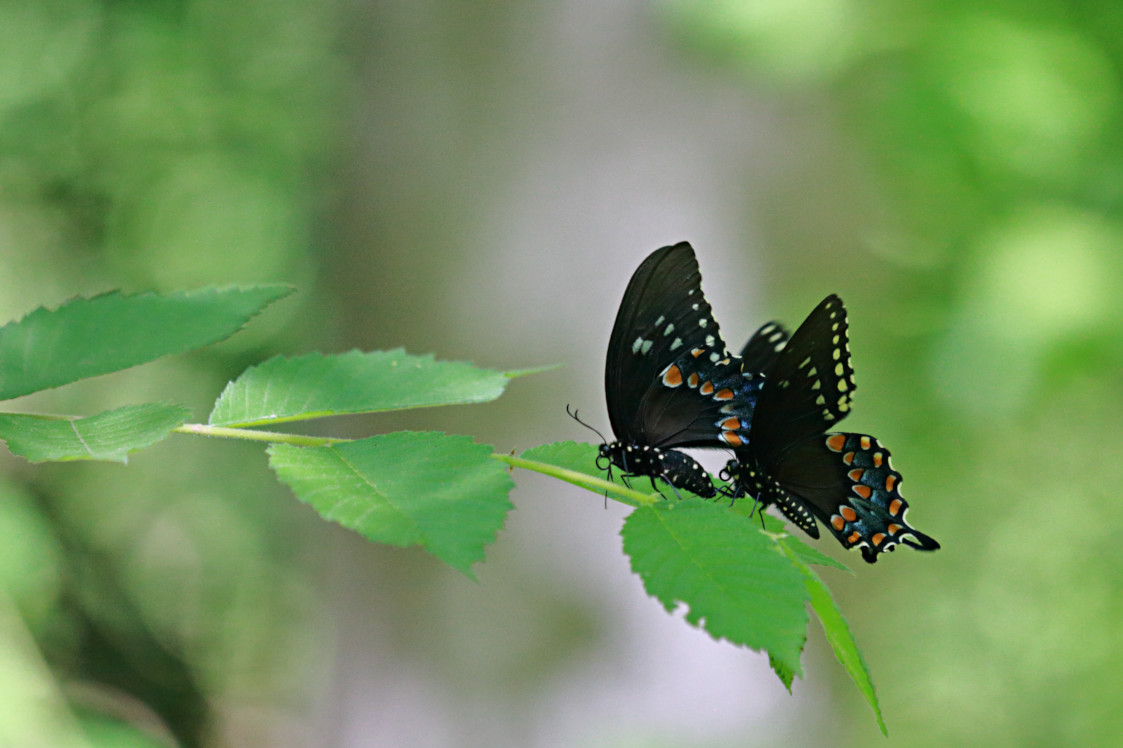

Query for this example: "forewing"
[640,355,763,449]
[750,295,855,467]
[605,242,728,441]
[739,321,789,375]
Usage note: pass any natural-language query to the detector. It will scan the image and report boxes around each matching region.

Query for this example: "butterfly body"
[596,440,716,498]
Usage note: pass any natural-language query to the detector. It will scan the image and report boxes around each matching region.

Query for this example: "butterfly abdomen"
[601,440,717,498]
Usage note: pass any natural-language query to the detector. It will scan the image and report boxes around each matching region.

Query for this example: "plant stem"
[174,423,347,447]
[175,425,660,506]
[491,452,660,507]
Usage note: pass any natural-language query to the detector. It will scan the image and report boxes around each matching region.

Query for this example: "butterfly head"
[566,404,616,471]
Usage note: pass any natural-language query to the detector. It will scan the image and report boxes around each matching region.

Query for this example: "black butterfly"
[721,295,939,563]
[579,242,762,499]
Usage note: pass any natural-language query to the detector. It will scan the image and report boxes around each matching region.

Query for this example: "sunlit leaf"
[0,403,191,463]
[0,596,92,748]
[210,349,546,426]
[0,286,292,401]
[622,499,809,674]
[269,431,513,578]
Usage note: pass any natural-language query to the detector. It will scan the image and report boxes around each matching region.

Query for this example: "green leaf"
[728,495,851,571]
[622,499,809,674]
[780,535,851,571]
[0,596,101,748]
[210,349,541,426]
[796,557,887,735]
[268,431,513,578]
[521,440,600,477]
[769,650,802,691]
[0,286,292,401]
[0,403,191,463]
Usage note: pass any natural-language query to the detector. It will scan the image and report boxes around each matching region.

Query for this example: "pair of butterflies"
[583,242,939,563]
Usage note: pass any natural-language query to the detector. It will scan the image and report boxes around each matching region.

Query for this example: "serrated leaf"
[268,431,513,578]
[210,349,540,426]
[0,286,291,401]
[0,403,191,463]
[769,651,802,691]
[797,558,887,735]
[622,499,809,673]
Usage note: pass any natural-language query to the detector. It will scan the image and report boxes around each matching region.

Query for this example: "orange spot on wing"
[852,485,872,500]
[841,506,858,522]
[721,417,741,431]
[831,515,846,531]
[825,434,846,452]
[888,498,903,515]
[722,432,744,447]
[846,531,862,545]
[859,436,871,450]
[699,381,714,395]
[662,365,683,387]
[873,451,884,468]
[691,348,705,358]
[885,474,897,491]
[848,468,864,482]
[715,388,734,400]
[871,533,886,547]
[842,452,856,465]
[888,523,902,535]
[687,372,700,387]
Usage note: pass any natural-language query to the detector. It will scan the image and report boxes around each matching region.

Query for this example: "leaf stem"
[174,423,348,447]
[174,425,660,507]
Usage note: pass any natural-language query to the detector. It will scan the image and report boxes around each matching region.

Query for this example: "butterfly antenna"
[566,405,615,507]
[566,404,608,444]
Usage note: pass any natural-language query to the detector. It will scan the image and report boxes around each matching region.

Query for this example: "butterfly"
[721,295,939,563]
[574,242,763,499]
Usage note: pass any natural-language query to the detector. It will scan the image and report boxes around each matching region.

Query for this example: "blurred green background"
[2,0,1122,746]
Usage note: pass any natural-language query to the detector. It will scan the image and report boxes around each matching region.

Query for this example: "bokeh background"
[2,0,1122,746]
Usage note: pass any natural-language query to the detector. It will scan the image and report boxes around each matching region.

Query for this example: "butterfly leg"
[749,496,766,528]
[655,474,684,500]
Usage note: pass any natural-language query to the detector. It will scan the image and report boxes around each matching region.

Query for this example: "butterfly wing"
[658,320,789,455]
[605,242,738,449]
[738,321,790,375]
[749,294,855,466]
[742,295,938,561]
[773,433,940,561]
